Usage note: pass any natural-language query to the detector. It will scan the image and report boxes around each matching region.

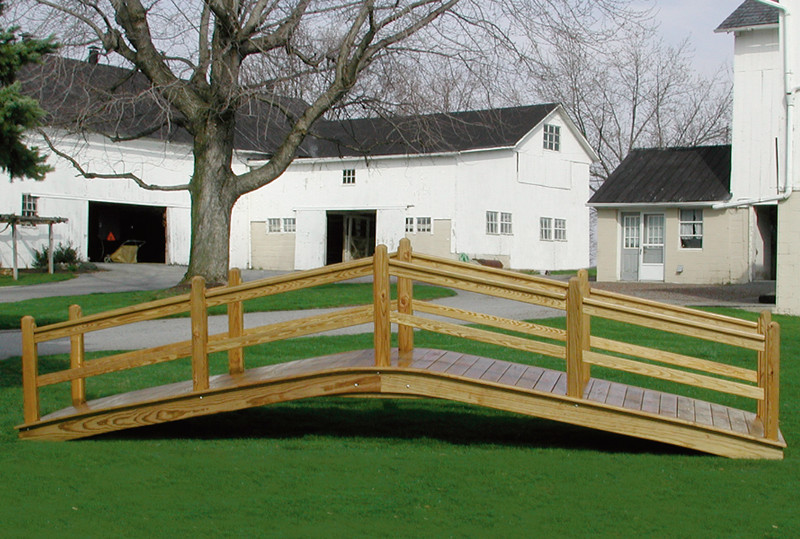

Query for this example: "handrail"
[589,288,759,330]
[19,238,781,442]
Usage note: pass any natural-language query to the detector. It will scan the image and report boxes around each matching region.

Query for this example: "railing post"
[227,268,245,375]
[21,315,40,423]
[578,269,591,382]
[373,244,391,367]
[69,304,86,407]
[397,238,414,362]
[566,276,587,398]
[758,311,780,440]
[191,276,210,391]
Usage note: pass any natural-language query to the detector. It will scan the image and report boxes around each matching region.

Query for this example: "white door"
[640,213,665,281]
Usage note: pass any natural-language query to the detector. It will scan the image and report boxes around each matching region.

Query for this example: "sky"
[649,0,743,75]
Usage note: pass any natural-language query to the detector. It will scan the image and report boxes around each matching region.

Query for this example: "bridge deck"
[18,348,784,458]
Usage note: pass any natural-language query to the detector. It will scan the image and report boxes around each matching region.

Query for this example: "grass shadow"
[91,397,700,457]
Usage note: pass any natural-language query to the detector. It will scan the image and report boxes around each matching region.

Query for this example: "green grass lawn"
[0,270,76,287]
[0,310,797,537]
[0,282,455,330]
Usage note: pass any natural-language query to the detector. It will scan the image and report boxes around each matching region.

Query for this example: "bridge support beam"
[69,304,86,407]
[566,275,587,398]
[227,268,245,375]
[21,316,39,423]
[373,245,391,367]
[758,311,781,440]
[397,238,414,362]
[191,276,210,391]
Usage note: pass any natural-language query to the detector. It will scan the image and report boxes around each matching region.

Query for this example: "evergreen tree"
[0,0,56,181]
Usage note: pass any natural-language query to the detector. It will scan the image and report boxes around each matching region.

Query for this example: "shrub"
[32,242,81,269]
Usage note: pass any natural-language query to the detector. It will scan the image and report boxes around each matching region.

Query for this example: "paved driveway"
[0,263,776,360]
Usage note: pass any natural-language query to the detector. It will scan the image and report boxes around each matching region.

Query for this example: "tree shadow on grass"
[92,398,699,457]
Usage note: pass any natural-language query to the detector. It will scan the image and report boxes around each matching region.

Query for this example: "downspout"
[714,0,798,209]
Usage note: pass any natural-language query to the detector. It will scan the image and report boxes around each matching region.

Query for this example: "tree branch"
[39,130,190,192]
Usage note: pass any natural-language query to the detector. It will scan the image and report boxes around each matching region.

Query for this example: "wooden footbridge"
[17,240,785,459]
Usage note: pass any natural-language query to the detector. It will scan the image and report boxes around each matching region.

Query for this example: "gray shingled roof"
[302,104,558,158]
[716,0,780,32]
[19,56,306,153]
[21,55,557,159]
[588,146,732,205]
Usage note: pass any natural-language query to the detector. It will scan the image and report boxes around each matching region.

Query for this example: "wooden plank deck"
[17,348,785,458]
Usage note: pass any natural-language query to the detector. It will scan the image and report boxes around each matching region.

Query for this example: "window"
[22,194,38,217]
[267,218,281,233]
[486,211,498,234]
[405,217,414,233]
[623,215,640,249]
[342,169,356,184]
[543,124,560,151]
[500,212,513,235]
[554,218,567,241]
[416,217,431,233]
[540,217,552,240]
[679,209,703,248]
[283,218,296,232]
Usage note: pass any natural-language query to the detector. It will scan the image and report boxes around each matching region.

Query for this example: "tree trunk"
[183,118,237,284]
[185,179,235,285]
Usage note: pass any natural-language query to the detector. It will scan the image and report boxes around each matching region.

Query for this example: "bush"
[32,242,81,270]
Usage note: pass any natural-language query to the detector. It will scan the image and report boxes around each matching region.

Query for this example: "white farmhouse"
[2,57,596,273]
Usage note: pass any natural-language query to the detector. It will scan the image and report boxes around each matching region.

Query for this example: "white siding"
[729,28,785,201]
[1,132,193,268]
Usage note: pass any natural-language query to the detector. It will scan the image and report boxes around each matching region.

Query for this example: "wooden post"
[397,238,414,362]
[69,305,86,407]
[565,276,586,398]
[191,276,210,391]
[21,316,39,423]
[757,311,780,440]
[227,268,245,375]
[12,221,18,281]
[757,311,769,422]
[48,223,55,275]
[578,269,591,382]
[373,244,391,367]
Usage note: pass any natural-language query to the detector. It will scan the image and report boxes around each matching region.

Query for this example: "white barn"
[2,57,596,273]
[241,104,596,271]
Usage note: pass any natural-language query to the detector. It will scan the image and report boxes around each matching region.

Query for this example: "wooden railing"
[380,240,780,441]
[20,239,780,441]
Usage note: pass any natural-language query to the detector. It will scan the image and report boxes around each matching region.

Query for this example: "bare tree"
[525,21,732,186]
[7,0,651,281]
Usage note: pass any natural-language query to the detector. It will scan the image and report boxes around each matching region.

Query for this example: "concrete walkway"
[0,263,776,360]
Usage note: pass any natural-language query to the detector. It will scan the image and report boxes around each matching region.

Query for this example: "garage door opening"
[326,211,376,265]
[88,202,166,263]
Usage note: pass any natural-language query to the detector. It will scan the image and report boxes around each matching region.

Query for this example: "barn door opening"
[325,210,376,265]
[88,201,166,263]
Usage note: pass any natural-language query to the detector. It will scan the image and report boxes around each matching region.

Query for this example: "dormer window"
[543,124,560,151]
